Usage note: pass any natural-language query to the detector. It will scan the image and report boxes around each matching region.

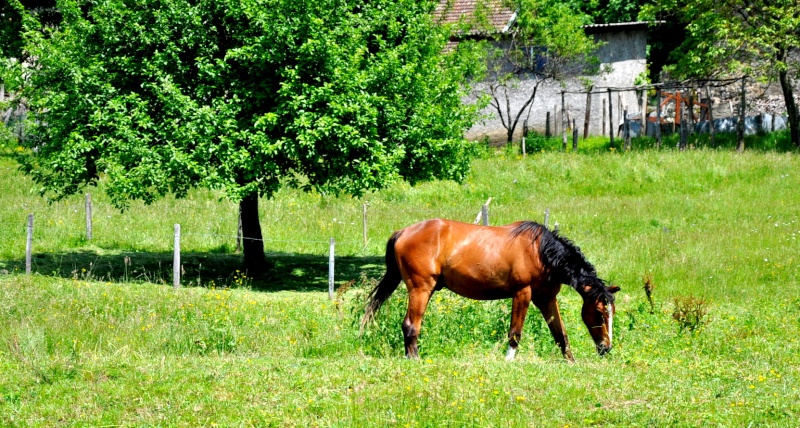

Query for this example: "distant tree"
[643,0,800,147]
[15,0,485,275]
[482,0,601,145]
[565,0,654,25]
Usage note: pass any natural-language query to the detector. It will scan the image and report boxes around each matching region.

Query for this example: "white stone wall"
[466,28,648,143]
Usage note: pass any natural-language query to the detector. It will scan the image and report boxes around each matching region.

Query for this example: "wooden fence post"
[602,98,606,137]
[522,120,528,157]
[608,89,614,145]
[362,203,368,246]
[738,77,746,152]
[474,197,492,225]
[680,107,688,150]
[561,92,567,151]
[655,88,662,148]
[328,237,335,300]
[554,105,558,136]
[26,214,33,275]
[173,224,181,288]
[545,111,551,138]
[572,119,578,152]
[641,87,647,131]
[705,85,715,146]
[85,193,92,241]
[583,88,592,139]
[236,207,242,253]
[688,84,696,140]
[623,109,631,150]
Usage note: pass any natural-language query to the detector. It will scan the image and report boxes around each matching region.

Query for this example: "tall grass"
[1,141,799,426]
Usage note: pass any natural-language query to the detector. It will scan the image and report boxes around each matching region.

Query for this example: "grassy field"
[1,138,799,426]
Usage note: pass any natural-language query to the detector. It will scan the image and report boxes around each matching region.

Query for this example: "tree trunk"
[240,192,266,277]
[777,52,800,147]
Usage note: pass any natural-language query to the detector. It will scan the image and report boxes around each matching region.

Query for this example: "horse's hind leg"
[506,287,532,361]
[402,277,435,359]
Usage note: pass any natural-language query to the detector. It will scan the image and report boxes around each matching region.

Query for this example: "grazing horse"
[361,219,619,361]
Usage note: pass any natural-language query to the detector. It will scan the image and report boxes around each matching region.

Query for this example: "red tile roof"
[434,0,517,34]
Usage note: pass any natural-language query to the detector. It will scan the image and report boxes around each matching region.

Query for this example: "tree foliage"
[642,0,800,147]
[565,0,653,25]
[15,0,485,273]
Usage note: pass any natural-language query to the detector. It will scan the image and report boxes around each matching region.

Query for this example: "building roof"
[583,21,664,34]
[435,1,662,37]
[434,0,517,34]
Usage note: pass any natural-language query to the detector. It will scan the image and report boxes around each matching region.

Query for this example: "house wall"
[465,28,648,143]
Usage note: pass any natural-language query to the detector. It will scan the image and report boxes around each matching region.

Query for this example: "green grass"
[1,142,800,426]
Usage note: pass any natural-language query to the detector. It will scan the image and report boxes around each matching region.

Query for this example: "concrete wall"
[465,27,648,143]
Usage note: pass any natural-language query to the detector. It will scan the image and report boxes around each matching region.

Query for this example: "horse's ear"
[608,285,620,293]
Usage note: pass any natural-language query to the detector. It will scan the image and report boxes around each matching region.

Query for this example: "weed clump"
[672,296,709,334]
[643,274,656,314]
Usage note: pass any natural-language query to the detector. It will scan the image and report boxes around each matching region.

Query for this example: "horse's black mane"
[510,221,615,304]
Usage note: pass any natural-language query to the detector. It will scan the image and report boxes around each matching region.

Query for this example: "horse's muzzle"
[596,343,612,356]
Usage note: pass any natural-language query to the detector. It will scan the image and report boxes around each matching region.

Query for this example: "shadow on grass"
[0,249,385,292]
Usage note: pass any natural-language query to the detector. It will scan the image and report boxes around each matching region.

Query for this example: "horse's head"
[581,284,620,355]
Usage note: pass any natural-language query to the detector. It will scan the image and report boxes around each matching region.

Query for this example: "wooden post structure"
[85,193,92,241]
[624,109,631,151]
[689,83,697,127]
[236,207,243,253]
[737,77,746,152]
[705,85,715,146]
[688,84,696,140]
[522,120,528,157]
[328,237,335,300]
[607,89,614,145]
[602,98,606,137]
[641,87,647,132]
[561,92,567,151]
[554,105,558,136]
[583,88,592,139]
[655,88,662,149]
[173,224,181,288]
[26,214,33,275]
[680,108,688,150]
[572,119,578,152]
[545,111,551,138]
[362,203,368,246]
[474,197,492,225]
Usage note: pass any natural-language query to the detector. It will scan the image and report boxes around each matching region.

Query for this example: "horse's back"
[392,219,544,299]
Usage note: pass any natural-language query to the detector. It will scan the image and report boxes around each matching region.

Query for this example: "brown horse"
[361,219,619,361]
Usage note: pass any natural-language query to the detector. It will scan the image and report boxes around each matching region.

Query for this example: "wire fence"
[531,76,777,154]
[11,195,565,298]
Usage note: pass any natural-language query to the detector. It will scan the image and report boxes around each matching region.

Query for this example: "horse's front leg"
[402,277,435,359]
[506,287,532,361]
[535,297,575,362]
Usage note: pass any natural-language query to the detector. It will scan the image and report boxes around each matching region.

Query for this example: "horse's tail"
[360,231,403,334]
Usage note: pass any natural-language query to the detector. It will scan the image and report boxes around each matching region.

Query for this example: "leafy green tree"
[483,0,600,144]
[643,0,800,147]
[566,0,654,24]
[15,0,484,275]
